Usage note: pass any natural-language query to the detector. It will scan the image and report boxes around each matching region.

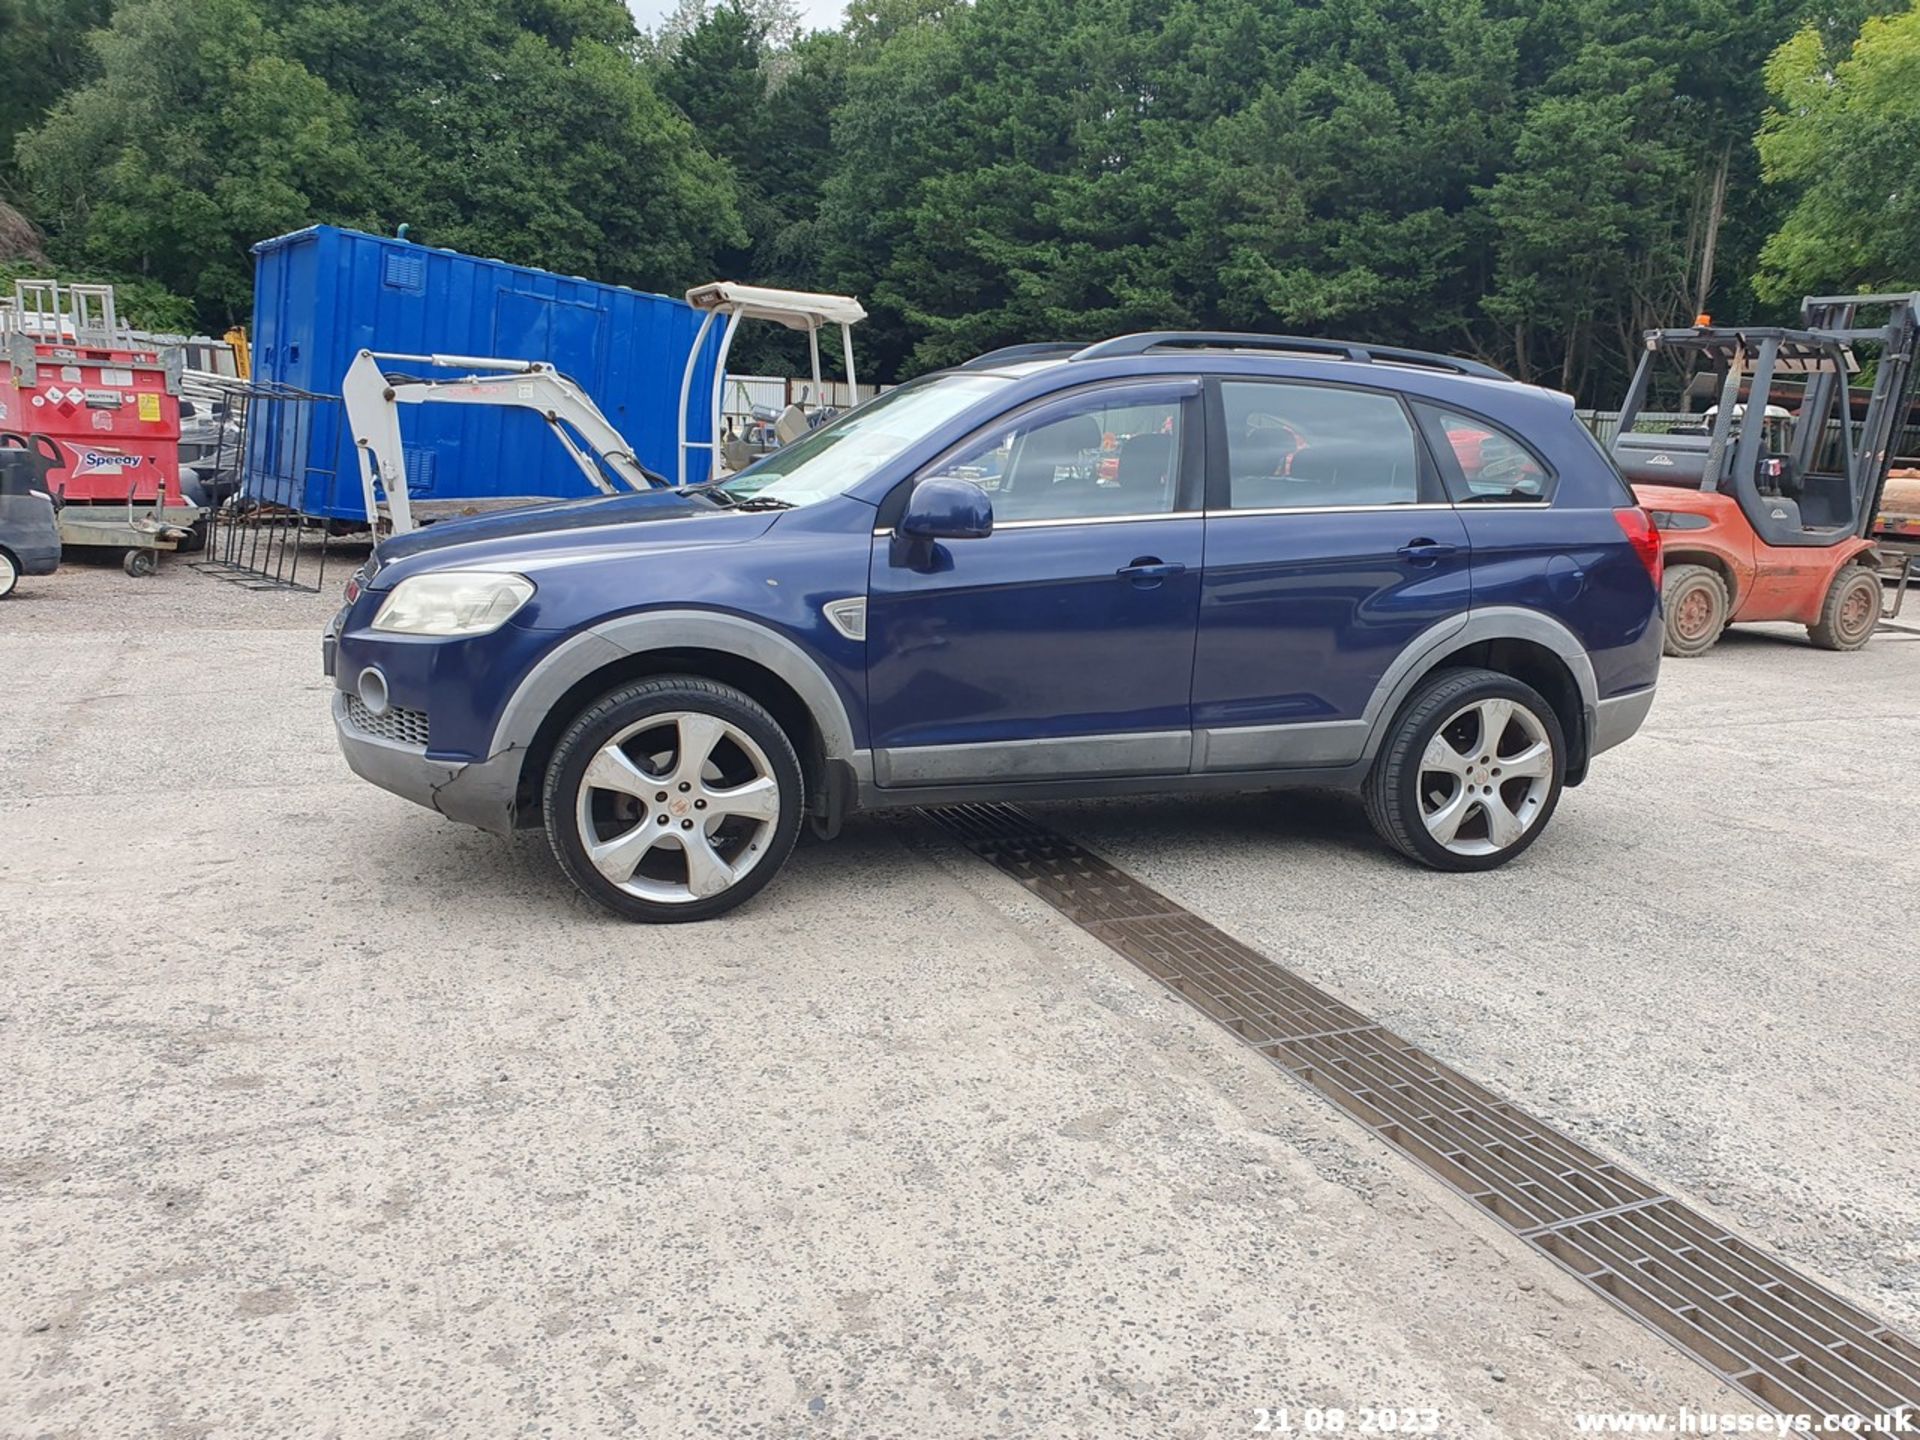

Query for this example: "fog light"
[357,667,391,717]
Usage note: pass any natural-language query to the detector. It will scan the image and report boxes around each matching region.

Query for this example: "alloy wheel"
[1416,697,1555,857]
[572,710,783,904]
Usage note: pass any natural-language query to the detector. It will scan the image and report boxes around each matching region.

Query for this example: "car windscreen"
[714,371,1015,509]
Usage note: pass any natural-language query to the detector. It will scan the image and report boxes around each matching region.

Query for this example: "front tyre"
[542,677,803,923]
[1364,667,1566,873]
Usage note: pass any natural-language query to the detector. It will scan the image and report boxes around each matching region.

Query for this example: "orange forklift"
[1612,293,1917,655]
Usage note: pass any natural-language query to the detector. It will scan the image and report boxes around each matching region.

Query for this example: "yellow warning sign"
[137,392,161,423]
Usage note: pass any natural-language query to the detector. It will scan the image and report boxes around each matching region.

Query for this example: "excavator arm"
[342,349,663,534]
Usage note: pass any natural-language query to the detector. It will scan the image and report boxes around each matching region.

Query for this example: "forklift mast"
[1799,294,1920,530]
[1612,292,1920,548]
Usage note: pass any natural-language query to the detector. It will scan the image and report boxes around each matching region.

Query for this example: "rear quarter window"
[1414,403,1558,504]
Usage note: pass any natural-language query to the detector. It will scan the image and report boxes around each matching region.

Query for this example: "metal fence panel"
[720,374,788,425]
[720,376,890,429]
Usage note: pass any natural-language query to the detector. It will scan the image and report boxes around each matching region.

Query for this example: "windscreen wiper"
[690,483,739,507]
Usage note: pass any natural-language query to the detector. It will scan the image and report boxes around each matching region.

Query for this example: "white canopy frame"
[677,282,867,486]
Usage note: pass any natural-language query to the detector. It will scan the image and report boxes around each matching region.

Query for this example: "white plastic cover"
[684,282,867,331]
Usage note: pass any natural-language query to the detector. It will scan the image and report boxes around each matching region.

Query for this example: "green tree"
[1197,0,1521,356]
[814,1,959,373]
[5,0,1889,399]
[819,0,1522,376]
[1755,8,1920,300]
[17,0,371,325]
[264,0,745,290]
[18,0,745,324]
[657,2,847,368]
[753,30,848,282]
[818,0,1853,397]
[660,8,847,277]
[660,0,771,183]
[0,0,110,192]
[1478,53,1692,392]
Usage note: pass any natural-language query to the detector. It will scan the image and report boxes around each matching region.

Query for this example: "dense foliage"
[1755,5,1920,299]
[1,0,1912,400]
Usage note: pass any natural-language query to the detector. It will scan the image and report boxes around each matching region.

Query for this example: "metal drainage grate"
[927,802,1920,1424]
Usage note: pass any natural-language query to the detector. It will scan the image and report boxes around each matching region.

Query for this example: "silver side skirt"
[874,729,1190,786]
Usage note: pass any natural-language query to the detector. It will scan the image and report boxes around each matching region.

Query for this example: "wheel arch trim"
[488,610,860,763]
[1356,607,1600,763]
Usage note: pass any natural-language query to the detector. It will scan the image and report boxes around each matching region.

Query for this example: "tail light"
[1613,506,1663,589]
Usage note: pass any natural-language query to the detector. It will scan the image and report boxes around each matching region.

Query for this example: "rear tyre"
[1661,563,1729,657]
[1364,667,1566,873]
[0,549,17,599]
[542,676,804,923]
[1807,565,1880,651]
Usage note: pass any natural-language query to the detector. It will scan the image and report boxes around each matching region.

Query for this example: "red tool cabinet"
[0,283,185,506]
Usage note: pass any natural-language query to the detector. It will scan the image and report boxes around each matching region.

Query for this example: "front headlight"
[371,570,535,636]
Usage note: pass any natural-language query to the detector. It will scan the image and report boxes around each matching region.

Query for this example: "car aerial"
[326,332,1664,923]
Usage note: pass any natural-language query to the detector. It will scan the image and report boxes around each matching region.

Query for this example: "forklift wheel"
[1661,564,1729,658]
[122,548,158,579]
[1808,565,1881,651]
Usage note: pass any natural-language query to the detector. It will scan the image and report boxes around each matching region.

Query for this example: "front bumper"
[331,691,522,835]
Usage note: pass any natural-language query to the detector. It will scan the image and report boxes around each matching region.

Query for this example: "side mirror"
[900,477,993,541]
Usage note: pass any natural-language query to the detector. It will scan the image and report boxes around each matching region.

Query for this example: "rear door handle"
[1117,558,1187,586]
[1396,539,1460,565]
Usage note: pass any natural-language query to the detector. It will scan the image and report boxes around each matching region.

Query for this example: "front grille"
[344,694,430,747]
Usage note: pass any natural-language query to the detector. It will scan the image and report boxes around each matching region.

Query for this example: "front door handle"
[1396,539,1460,566]
[1117,557,1187,587]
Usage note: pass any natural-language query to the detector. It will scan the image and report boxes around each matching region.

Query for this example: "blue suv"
[327,333,1663,922]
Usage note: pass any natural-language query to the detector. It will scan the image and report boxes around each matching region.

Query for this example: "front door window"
[921,389,1187,521]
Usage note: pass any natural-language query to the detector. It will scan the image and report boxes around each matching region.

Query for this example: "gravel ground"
[0,541,357,636]
[4,556,1909,1437]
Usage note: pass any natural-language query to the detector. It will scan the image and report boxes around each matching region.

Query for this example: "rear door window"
[1217,382,1425,509]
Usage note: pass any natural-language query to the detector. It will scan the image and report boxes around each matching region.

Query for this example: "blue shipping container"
[246,225,717,520]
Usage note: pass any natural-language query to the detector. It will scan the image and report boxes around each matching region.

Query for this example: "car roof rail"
[1070,331,1514,382]
[955,342,1088,370]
